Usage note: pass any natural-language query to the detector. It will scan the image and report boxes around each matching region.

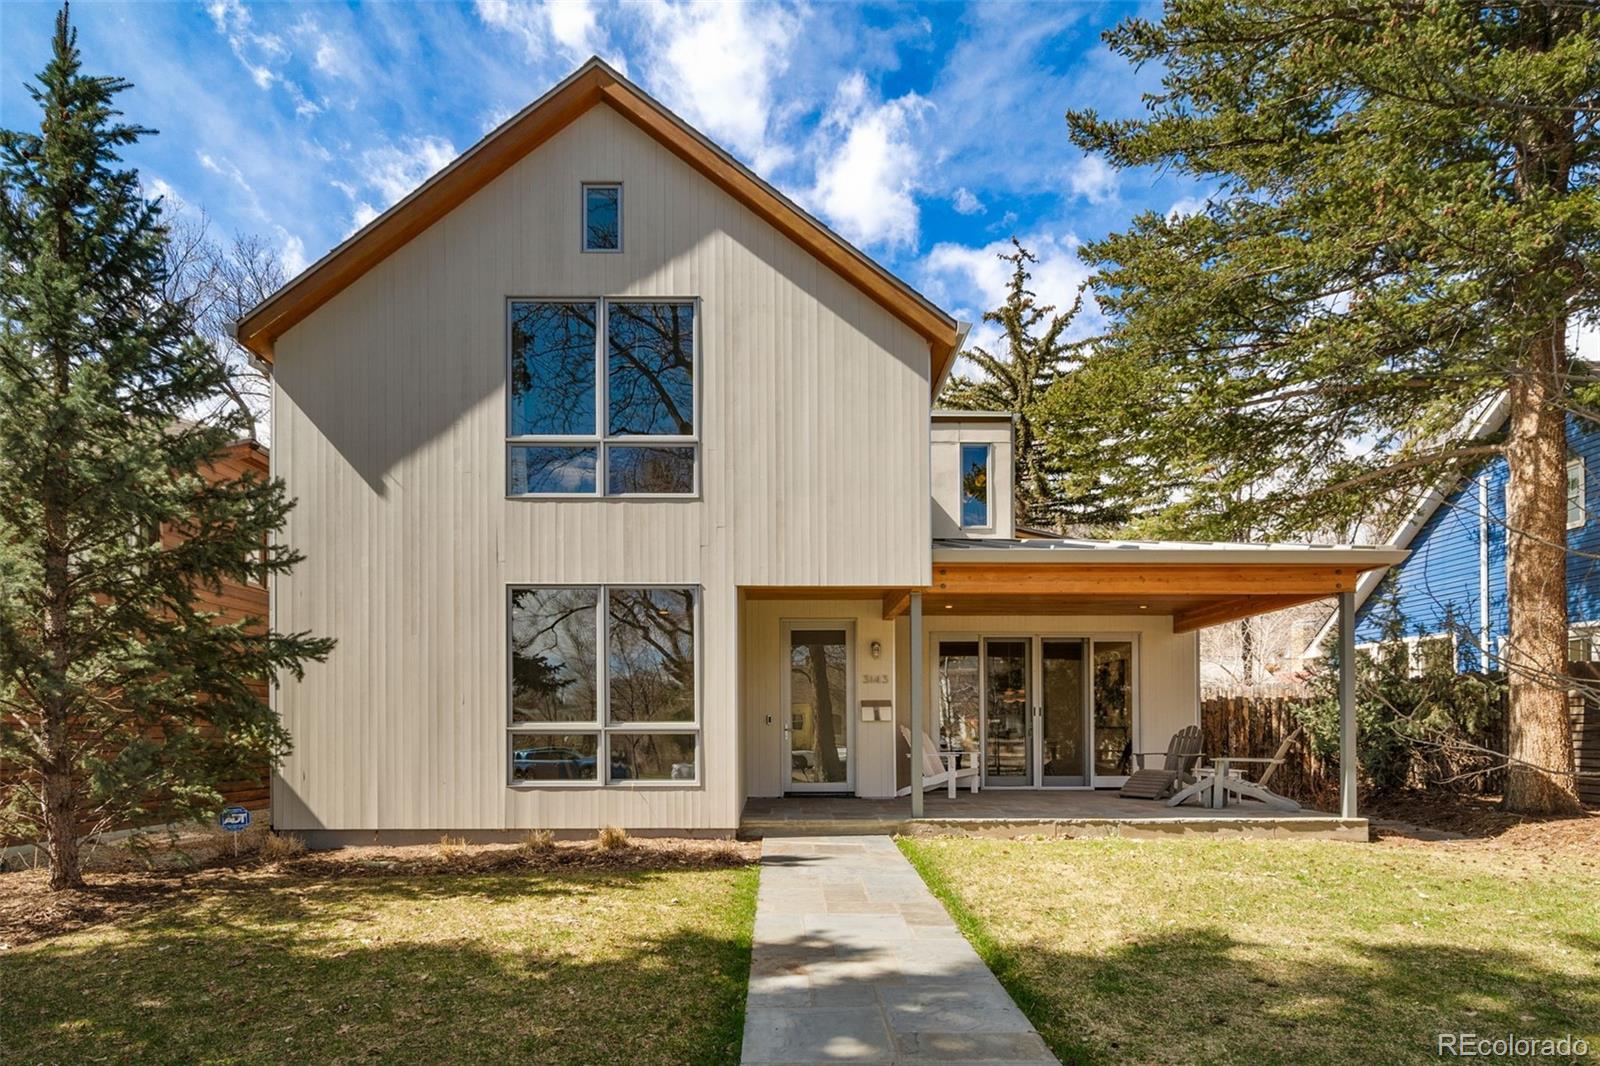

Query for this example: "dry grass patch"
[901,836,1600,1066]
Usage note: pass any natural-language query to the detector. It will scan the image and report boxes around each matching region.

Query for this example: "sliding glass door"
[1040,639,1088,786]
[983,639,1032,786]
[1091,641,1134,784]
[934,634,1135,789]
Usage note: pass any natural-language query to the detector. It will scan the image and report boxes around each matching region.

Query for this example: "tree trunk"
[41,761,83,890]
[1502,320,1580,814]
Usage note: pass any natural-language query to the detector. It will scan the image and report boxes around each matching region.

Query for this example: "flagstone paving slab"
[740,835,1058,1065]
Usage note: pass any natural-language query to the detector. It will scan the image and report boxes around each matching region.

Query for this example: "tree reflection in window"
[607,302,694,436]
[510,301,596,436]
[509,587,598,723]
[607,588,694,722]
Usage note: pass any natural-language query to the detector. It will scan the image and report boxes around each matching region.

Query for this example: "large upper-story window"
[507,299,696,496]
[508,585,698,785]
[959,443,992,529]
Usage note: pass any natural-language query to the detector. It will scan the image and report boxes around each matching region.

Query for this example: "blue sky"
[0,0,1203,355]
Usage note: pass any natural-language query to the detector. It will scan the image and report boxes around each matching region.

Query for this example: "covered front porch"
[739,539,1405,837]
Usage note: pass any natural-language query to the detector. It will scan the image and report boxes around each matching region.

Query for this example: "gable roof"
[1301,392,1509,657]
[233,58,962,390]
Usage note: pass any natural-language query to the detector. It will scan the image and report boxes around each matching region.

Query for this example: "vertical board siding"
[271,105,932,832]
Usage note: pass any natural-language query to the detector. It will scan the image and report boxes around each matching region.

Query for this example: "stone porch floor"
[740,790,1366,841]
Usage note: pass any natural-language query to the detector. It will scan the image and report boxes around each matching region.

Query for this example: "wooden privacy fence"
[1200,691,1338,808]
[1202,678,1600,808]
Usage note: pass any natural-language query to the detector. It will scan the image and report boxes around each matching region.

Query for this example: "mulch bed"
[1367,789,1600,852]
[0,836,758,950]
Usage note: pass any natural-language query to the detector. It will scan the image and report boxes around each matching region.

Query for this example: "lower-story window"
[507,584,698,785]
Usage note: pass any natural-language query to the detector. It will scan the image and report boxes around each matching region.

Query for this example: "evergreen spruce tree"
[0,7,333,889]
[1067,1,1600,813]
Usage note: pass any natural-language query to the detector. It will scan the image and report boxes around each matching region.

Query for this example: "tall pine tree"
[1068,1,1600,813]
[0,7,333,888]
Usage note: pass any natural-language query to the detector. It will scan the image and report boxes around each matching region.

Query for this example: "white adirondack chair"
[895,727,980,799]
[1168,727,1303,811]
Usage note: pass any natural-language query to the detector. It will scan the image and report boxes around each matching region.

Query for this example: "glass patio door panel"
[1040,639,1089,786]
[936,641,982,753]
[787,628,851,790]
[983,639,1033,786]
[1092,640,1134,783]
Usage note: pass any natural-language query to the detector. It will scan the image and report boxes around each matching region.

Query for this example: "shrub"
[518,829,555,856]
[596,825,630,851]
[260,832,307,862]
[1301,585,1504,795]
[436,835,469,860]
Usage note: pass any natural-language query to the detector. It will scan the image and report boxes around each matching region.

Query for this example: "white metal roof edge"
[932,538,1409,568]
[930,409,1016,421]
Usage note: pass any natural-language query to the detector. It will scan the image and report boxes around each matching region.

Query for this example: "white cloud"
[639,0,800,172]
[206,0,322,115]
[918,232,1097,348]
[476,0,619,68]
[808,73,929,252]
[951,187,984,215]
[349,201,380,235]
[143,176,184,208]
[359,135,458,206]
[275,228,309,275]
[1167,192,1211,220]
[196,150,268,221]
[1065,153,1117,204]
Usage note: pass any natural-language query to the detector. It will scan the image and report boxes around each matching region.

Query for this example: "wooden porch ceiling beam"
[882,589,912,620]
[932,563,1359,598]
[1171,594,1327,634]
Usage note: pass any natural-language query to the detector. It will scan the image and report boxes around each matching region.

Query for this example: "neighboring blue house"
[1310,402,1600,673]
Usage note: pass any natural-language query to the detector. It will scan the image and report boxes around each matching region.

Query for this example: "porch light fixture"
[870,640,882,659]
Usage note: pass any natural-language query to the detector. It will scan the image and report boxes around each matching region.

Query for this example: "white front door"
[782,623,855,793]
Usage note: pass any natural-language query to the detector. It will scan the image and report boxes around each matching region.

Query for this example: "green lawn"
[900,837,1600,1066]
[2,859,758,1065]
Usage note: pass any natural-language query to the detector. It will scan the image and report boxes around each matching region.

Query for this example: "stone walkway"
[740,836,1058,1065]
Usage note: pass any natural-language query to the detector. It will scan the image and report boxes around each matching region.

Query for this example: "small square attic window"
[583,183,621,252]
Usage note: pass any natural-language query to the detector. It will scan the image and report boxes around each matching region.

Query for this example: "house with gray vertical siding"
[233,58,1401,843]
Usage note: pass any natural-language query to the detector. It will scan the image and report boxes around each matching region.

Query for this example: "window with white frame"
[582,183,621,252]
[507,585,698,785]
[507,299,696,496]
[959,443,991,528]
[1569,456,1586,529]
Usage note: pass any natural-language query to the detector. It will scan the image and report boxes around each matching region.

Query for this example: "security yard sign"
[219,806,251,833]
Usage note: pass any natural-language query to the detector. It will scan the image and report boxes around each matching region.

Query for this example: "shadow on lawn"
[987,926,1599,1066]
[3,869,756,1066]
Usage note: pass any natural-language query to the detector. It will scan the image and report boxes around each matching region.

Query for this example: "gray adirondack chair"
[1119,725,1203,800]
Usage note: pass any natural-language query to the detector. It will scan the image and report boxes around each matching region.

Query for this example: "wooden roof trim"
[234,59,959,389]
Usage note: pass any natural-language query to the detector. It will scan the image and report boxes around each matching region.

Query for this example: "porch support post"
[1338,589,1358,819]
[909,591,924,818]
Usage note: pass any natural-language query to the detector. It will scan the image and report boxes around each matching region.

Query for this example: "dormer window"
[960,443,991,529]
[583,183,621,251]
